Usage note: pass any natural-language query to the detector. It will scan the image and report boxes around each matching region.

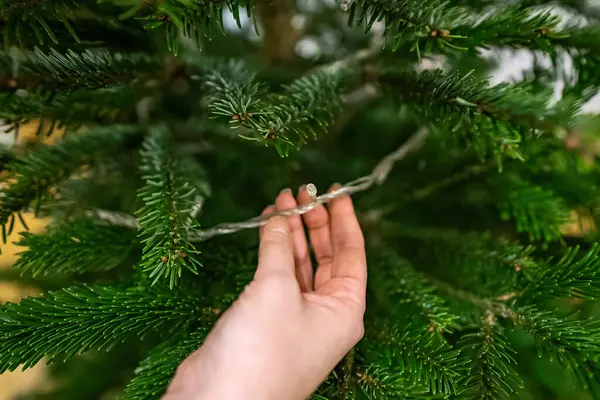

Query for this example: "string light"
[89,129,429,241]
[306,183,318,200]
[189,128,429,241]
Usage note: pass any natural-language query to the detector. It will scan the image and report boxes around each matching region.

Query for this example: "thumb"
[256,216,295,279]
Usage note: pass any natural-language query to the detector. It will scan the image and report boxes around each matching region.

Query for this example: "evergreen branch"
[519,244,600,302]
[558,25,600,54]
[0,267,67,291]
[18,344,142,400]
[452,8,563,52]
[110,0,244,54]
[39,157,143,223]
[357,364,431,399]
[521,0,600,19]
[378,68,553,133]
[348,0,460,49]
[0,3,151,50]
[177,155,212,200]
[0,284,204,373]
[0,86,144,133]
[203,59,345,156]
[13,219,139,277]
[554,25,600,93]
[0,125,140,234]
[409,165,491,201]
[378,68,557,160]
[367,325,467,395]
[460,314,523,400]
[391,227,535,297]
[515,308,600,391]
[0,0,84,17]
[136,125,203,288]
[257,72,344,156]
[460,115,526,163]
[494,176,570,242]
[0,48,159,92]
[337,348,356,398]
[202,59,264,130]
[0,0,85,45]
[351,0,600,59]
[523,141,600,210]
[538,25,600,93]
[349,1,569,55]
[122,329,208,400]
[395,268,457,333]
[375,253,458,332]
[311,374,338,400]
[433,279,517,320]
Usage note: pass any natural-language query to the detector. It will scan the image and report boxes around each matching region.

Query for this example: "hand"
[164,185,367,400]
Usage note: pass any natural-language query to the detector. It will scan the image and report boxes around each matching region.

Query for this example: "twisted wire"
[190,128,429,241]
[88,129,429,241]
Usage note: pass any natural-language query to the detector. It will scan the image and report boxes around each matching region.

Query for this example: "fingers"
[298,185,334,290]
[275,189,313,292]
[259,205,276,239]
[256,216,295,280]
[328,184,367,290]
[258,184,366,297]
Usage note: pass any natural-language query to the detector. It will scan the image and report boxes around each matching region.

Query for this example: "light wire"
[193,128,428,241]
[90,128,429,241]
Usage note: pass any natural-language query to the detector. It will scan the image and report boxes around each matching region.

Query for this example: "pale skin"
[164,185,367,400]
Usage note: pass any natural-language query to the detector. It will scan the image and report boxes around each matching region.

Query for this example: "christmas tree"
[2,0,600,398]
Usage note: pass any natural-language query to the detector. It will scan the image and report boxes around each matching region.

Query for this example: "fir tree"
[1,0,600,398]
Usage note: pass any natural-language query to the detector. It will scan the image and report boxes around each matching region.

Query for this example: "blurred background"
[0,123,52,400]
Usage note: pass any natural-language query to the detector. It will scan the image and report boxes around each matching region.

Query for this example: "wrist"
[166,349,277,400]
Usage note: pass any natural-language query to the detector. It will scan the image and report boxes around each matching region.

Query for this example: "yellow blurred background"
[0,122,57,400]
[0,214,49,400]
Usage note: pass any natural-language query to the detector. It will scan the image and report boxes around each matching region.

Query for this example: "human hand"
[164,185,367,400]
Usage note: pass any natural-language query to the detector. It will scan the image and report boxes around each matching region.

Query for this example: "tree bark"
[257,0,300,64]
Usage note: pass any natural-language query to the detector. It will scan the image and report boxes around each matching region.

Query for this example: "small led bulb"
[306,183,317,200]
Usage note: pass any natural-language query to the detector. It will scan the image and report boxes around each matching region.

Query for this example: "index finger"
[328,185,366,287]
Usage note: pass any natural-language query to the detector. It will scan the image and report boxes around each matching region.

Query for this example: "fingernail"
[329,183,342,192]
[262,205,275,215]
[299,184,306,192]
[280,188,292,195]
